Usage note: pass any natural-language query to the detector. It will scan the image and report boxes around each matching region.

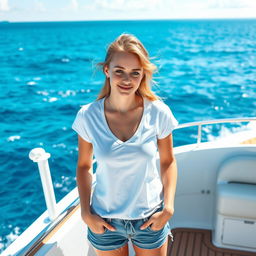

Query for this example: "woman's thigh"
[132,239,168,256]
[93,238,168,256]
[93,243,129,256]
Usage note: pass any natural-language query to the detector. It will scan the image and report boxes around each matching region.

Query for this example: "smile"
[118,85,132,90]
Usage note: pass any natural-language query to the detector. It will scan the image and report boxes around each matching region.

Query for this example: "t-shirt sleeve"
[72,107,92,143]
[157,103,179,139]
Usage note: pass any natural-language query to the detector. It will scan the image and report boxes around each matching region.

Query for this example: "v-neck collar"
[101,96,147,145]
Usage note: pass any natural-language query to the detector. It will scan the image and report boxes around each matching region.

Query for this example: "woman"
[72,33,178,256]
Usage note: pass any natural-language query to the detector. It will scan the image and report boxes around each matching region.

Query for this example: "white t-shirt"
[72,96,179,219]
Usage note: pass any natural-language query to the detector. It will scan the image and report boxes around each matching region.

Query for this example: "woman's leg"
[93,243,129,256]
[132,239,168,256]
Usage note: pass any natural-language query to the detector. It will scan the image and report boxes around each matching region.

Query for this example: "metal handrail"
[175,117,256,145]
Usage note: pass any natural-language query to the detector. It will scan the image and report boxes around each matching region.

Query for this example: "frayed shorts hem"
[89,231,173,251]
[132,235,169,250]
[90,237,168,252]
[90,240,129,251]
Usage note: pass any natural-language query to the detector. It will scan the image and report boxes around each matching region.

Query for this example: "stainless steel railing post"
[197,124,202,145]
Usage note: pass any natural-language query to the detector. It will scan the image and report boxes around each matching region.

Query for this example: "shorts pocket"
[88,226,108,235]
[88,217,111,235]
[147,224,164,232]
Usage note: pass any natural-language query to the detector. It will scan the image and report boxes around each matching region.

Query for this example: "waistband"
[100,203,164,223]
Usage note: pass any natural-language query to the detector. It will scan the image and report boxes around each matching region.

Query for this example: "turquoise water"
[0,19,256,251]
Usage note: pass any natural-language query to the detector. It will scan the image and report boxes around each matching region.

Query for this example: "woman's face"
[104,51,144,96]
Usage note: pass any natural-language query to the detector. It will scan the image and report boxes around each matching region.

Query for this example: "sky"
[0,0,256,22]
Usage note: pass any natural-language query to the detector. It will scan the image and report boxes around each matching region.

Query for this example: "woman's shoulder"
[77,99,102,114]
[148,98,179,132]
[149,98,172,114]
[74,100,100,118]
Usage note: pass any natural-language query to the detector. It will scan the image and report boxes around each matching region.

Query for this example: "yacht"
[1,118,256,256]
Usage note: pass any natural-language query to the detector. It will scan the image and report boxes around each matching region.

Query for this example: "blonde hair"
[96,33,160,101]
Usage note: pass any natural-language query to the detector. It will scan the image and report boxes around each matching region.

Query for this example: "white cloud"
[34,0,46,12]
[2,0,256,22]
[209,0,256,9]
[71,0,78,11]
[63,0,78,11]
[158,0,256,19]
[94,0,161,11]
[0,0,10,11]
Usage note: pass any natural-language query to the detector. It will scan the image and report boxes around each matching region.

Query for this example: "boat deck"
[166,137,256,256]
[241,137,256,144]
[167,228,256,256]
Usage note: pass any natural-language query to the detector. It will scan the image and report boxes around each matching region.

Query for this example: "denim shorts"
[87,206,174,251]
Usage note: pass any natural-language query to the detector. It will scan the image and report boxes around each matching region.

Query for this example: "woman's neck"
[105,94,142,113]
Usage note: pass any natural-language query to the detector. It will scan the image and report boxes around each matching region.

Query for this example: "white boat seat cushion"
[216,183,256,219]
[216,156,256,219]
[217,156,256,184]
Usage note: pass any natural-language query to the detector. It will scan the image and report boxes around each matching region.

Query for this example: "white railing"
[175,117,256,146]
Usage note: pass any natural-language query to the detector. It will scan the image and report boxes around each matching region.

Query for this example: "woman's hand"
[81,211,116,234]
[140,207,174,231]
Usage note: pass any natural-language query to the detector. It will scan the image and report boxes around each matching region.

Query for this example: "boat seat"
[214,155,256,249]
[217,183,256,219]
[217,156,256,185]
[216,156,256,219]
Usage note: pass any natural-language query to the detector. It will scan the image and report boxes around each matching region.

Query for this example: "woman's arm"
[140,133,177,230]
[76,135,116,233]
[76,135,94,217]
[157,133,177,217]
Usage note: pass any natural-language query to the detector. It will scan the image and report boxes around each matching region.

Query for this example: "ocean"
[0,19,255,252]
